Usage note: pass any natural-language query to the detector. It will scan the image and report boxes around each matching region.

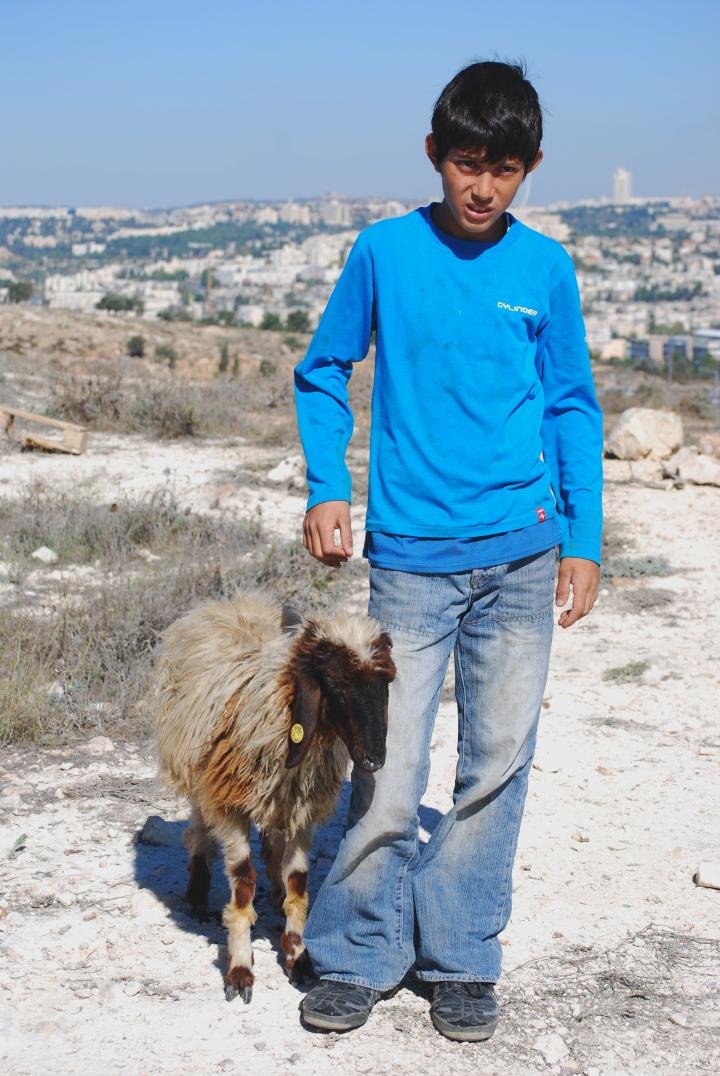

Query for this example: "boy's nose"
[470,176,494,199]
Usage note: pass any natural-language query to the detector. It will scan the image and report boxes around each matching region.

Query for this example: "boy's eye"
[456,159,518,174]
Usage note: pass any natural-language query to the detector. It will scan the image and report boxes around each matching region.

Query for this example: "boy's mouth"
[465,203,494,220]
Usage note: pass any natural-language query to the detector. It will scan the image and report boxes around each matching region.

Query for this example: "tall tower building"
[613,167,632,204]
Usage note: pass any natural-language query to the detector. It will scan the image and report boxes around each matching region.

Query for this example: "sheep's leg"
[280,825,314,982]
[260,830,285,910]
[219,814,256,1004]
[183,803,216,916]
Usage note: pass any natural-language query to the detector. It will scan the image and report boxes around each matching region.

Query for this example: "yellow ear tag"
[290,723,304,744]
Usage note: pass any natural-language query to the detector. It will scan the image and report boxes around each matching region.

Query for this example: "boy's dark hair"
[431,59,543,173]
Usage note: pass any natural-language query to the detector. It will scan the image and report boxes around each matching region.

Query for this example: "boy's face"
[425,134,543,242]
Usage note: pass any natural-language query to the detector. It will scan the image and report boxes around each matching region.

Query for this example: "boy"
[292,59,603,1041]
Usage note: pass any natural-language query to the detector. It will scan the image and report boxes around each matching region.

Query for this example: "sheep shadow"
[132,783,445,992]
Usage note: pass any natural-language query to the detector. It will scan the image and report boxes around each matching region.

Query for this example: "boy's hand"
[555,557,600,628]
[303,501,354,567]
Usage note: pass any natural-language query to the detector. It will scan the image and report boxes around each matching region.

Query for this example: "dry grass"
[0,488,367,746]
[602,660,651,684]
[42,335,376,445]
[0,483,220,567]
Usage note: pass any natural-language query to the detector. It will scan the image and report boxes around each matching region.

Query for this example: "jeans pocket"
[495,547,556,622]
[368,565,460,637]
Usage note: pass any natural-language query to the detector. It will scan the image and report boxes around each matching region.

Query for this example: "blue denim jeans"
[303,545,558,990]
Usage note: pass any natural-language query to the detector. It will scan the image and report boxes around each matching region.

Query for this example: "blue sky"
[1,0,718,208]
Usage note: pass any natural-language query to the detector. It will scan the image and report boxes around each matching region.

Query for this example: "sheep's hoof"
[225,982,253,1004]
[288,949,315,986]
[225,966,254,1004]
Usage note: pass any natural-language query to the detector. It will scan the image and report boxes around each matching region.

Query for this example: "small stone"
[84,735,114,755]
[552,931,564,938]
[535,1031,569,1064]
[161,934,175,946]
[138,815,184,848]
[82,911,97,921]
[123,980,142,997]
[699,432,720,458]
[693,862,720,889]
[669,1012,688,1027]
[34,1021,64,1035]
[31,545,59,564]
[267,454,303,483]
[254,1042,267,1052]
[571,831,590,843]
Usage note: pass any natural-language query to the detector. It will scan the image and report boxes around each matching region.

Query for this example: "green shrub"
[154,343,178,368]
[127,334,146,358]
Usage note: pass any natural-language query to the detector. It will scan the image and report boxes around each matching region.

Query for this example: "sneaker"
[429,980,500,1042]
[300,979,383,1031]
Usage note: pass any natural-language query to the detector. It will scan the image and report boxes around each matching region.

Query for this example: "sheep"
[152,586,396,1003]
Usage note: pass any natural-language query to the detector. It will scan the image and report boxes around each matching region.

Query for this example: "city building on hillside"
[279,200,311,225]
[613,167,632,204]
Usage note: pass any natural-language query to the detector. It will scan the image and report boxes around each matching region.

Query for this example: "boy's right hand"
[303,501,354,566]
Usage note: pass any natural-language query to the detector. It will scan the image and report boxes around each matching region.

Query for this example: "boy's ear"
[425,133,441,171]
[285,670,325,768]
[525,148,543,175]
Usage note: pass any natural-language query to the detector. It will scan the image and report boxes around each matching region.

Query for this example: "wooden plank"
[0,405,85,434]
[22,433,84,455]
[1,403,88,454]
[62,426,88,454]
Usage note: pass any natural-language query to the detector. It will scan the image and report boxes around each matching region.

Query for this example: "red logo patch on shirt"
[536,507,546,522]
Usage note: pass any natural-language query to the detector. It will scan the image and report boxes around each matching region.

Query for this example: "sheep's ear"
[285,671,324,768]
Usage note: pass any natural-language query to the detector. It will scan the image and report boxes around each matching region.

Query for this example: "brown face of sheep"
[285,633,395,772]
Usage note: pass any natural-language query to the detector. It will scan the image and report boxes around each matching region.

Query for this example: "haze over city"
[2,0,719,208]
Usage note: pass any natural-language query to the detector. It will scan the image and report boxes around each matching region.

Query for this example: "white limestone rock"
[605,408,683,460]
[663,446,720,487]
[267,454,304,483]
[31,545,59,564]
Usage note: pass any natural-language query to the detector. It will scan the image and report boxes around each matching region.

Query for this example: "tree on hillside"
[127,335,145,358]
[8,281,34,303]
[97,293,143,314]
[286,308,310,333]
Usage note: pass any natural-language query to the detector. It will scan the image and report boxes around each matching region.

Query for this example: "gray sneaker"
[300,979,383,1031]
[430,981,499,1041]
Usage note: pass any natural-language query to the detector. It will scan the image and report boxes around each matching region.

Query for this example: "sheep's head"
[285,617,396,772]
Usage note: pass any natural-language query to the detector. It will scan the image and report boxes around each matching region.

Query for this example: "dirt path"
[1,453,719,1074]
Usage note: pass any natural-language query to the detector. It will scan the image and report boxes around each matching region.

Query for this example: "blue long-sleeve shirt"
[293,203,604,564]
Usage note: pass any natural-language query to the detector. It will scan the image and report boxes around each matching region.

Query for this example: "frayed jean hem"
[415,971,498,984]
[318,972,404,993]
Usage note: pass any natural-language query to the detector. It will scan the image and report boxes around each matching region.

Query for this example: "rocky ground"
[1,317,719,1073]
[0,431,718,1074]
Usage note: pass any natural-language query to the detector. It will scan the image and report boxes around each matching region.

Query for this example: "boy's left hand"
[555,557,600,629]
